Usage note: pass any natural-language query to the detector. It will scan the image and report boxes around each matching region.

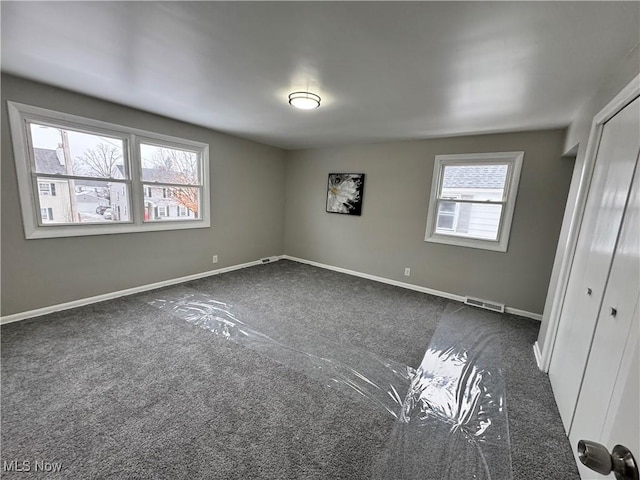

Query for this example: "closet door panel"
[569,165,639,479]
[549,97,640,431]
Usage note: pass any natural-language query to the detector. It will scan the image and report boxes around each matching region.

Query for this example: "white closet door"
[569,164,639,478]
[599,312,639,465]
[549,96,640,431]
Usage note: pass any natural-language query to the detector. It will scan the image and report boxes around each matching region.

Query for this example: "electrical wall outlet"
[212,255,218,264]
[404,268,411,277]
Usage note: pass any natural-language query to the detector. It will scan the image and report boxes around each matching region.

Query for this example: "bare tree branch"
[151,148,198,184]
[151,148,200,215]
[167,186,199,216]
[75,143,122,178]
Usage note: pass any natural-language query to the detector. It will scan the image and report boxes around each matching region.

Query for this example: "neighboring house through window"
[8,102,210,239]
[425,152,524,252]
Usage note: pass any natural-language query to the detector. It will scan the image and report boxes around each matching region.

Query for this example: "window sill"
[25,219,210,239]
[425,233,508,252]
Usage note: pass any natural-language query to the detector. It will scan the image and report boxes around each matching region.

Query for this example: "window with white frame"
[177,205,188,217]
[425,152,523,252]
[8,102,210,239]
[40,208,54,222]
[38,182,56,196]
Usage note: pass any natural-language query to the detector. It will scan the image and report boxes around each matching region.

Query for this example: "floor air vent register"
[464,296,505,313]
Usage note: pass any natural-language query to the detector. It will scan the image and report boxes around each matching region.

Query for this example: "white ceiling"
[2,2,639,150]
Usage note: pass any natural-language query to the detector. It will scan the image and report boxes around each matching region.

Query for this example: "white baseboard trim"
[533,341,544,371]
[2,254,542,325]
[282,255,466,302]
[506,307,543,322]
[0,256,283,325]
[282,255,543,321]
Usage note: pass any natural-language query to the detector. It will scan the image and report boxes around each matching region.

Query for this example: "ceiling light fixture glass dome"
[288,91,321,110]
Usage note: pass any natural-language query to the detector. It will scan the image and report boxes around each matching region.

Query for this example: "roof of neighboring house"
[442,165,508,189]
[141,168,180,183]
[35,148,115,188]
[77,179,109,187]
[115,165,181,183]
[76,192,102,202]
[34,148,65,175]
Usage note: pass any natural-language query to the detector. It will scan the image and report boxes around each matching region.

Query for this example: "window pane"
[435,202,503,240]
[29,123,126,179]
[437,213,455,230]
[140,144,200,185]
[441,164,508,201]
[37,177,130,224]
[439,200,457,213]
[143,184,200,221]
[436,200,457,230]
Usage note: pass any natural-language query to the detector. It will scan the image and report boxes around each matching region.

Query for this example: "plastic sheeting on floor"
[148,293,512,479]
[148,293,412,418]
[374,303,512,479]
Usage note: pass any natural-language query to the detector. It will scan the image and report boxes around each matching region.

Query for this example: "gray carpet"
[1,259,579,479]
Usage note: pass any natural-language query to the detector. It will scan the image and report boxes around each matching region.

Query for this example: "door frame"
[538,74,640,372]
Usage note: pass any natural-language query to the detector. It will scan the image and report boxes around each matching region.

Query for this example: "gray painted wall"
[1,75,575,319]
[564,44,640,156]
[1,74,286,316]
[537,44,640,352]
[284,131,573,314]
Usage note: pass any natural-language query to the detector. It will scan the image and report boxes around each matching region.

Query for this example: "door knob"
[610,307,618,317]
[586,288,593,296]
[578,440,639,480]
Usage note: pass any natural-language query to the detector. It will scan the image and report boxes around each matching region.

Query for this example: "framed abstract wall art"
[326,173,365,216]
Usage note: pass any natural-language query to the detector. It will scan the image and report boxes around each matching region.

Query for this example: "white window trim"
[8,101,211,239]
[424,151,524,252]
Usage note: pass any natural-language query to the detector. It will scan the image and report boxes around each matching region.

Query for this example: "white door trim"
[538,74,640,372]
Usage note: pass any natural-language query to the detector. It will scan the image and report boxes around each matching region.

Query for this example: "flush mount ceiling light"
[288,91,321,110]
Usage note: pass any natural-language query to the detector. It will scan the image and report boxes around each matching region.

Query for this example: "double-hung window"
[40,208,54,222]
[8,102,210,239]
[177,205,189,217]
[38,182,56,196]
[425,152,523,252]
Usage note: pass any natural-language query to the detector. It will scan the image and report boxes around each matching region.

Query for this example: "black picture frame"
[326,173,365,216]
